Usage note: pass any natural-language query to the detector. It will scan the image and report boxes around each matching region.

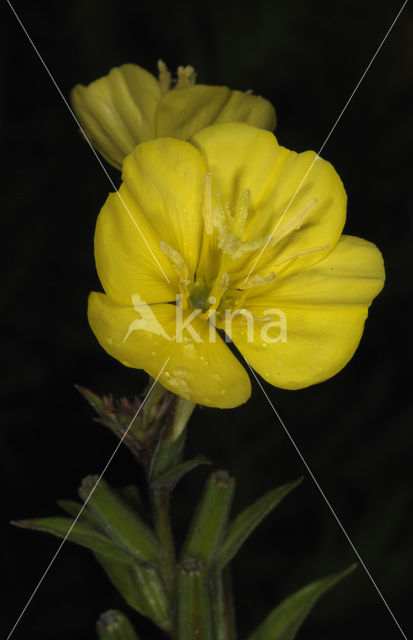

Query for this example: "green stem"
[151,488,176,606]
[210,568,237,640]
[177,559,213,640]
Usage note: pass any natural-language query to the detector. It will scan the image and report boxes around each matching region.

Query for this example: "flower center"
[159,173,329,321]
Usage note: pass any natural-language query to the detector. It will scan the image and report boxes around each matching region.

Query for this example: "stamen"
[202,272,229,318]
[176,65,197,87]
[218,234,269,259]
[213,192,229,239]
[202,173,213,235]
[232,190,250,237]
[270,198,317,247]
[157,60,171,93]
[159,241,188,276]
[272,243,330,268]
[238,271,276,290]
[160,241,191,306]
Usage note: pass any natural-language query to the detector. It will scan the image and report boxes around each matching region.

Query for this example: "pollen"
[160,240,191,306]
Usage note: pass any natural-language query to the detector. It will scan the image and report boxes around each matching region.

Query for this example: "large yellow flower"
[88,123,385,409]
[71,61,276,169]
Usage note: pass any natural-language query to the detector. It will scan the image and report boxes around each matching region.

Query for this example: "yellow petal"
[95,137,207,305]
[214,89,276,130]
[156,85,275,140]
[120,137,206,277]
[191,123,346,277]
[230,235,385,389]
[71,64,161,169]
[260,235,385,307]
[88,293,251,408]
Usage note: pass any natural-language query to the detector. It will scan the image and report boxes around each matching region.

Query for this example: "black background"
[1,0,412,638]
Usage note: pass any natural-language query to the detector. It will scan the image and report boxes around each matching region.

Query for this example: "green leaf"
[94,552,171,632]
[216,479,302,571]
[79,476,159,564]
[182,471,235,564]
[96,609,140,640]
[247,565,356,640]
[12,517,134,564]
[151,456,211,492]
[76,385,107,415]
[57,499,100,528]
[177,558,213,640]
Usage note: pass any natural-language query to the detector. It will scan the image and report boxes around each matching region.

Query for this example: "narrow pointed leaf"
[58,488,142,529]
[182,471,235,563]
[95,552,171,631]
[79,476,159,563]
[76,385,107,415]
[248,565,356,640]
[151,456,211,492]
[177,558,213,640]
[96,609,140,640]
[216,479,302,571]
[12,517,134,563]
[57,499,100,528]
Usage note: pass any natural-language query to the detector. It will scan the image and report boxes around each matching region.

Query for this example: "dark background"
[1,0,412,638]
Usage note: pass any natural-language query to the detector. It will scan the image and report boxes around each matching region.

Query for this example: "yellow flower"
[88,123,385,409]
[70,61,276,170]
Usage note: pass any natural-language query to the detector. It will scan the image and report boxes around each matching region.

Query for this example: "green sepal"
[216,478,302,571]
[12,517,133,564]
[210,567,236,640]
[177,558,213,640]
[79,476,159,564]
[151,456,211,492]
[169,396,196,441]
[96,609,140,640]
[94,552,171,631]
[247,564,356,640]
[182,471,235,563]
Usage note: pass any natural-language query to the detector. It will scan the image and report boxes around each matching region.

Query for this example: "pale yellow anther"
[157,60,172,93]
[160,241,190,306]
[271,198,318,247]
[213,193,229,238]
[232,189,250,238]
[238,271,276,290]
[202,173,213,235]
[218,234,268,259]
[176,65,197,87]
[273,243,330,268]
